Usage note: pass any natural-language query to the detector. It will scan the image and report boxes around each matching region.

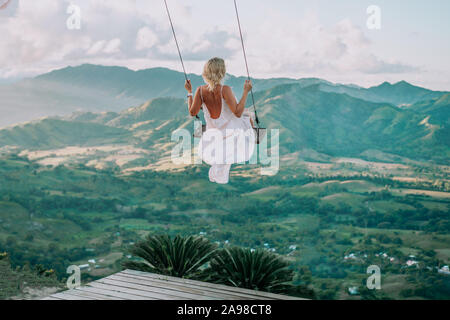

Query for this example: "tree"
[207,247,294,294]
[123,234,217,279]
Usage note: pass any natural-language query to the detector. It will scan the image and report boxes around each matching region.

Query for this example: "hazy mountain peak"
[435,92,450,105]
[0,63,448,128]
[395,80,410,85]
[377,81,392,87]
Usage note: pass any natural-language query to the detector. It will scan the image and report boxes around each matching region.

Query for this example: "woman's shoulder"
[222,85,233,95]
[221,85,232,99]
[196,85,207,95]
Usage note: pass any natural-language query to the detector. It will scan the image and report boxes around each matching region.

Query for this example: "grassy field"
[0,153,449,299]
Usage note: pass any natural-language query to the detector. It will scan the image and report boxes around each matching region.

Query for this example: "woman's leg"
[208,166,216,183]
[209,164,232,184]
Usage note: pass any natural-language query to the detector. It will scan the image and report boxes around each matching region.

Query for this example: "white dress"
[198,85,255,184]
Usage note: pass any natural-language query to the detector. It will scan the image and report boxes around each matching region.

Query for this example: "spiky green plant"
[208,247,294,293]
[123,234,217,279]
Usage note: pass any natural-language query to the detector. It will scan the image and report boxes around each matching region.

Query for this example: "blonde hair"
[202,57,226,91]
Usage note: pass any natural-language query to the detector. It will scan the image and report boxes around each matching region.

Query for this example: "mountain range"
[1,64,447,128]
[0,65,448,165]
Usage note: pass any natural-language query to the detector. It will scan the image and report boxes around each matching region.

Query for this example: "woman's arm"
[185,80,202,117]
[223,80,252,118]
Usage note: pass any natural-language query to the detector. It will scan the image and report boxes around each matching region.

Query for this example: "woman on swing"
[185,57,255,184]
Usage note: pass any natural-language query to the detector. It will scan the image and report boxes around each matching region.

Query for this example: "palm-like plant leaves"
[208,247,294,293]
[123,234,217,279]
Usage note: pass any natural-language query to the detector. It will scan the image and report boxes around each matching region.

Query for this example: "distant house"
[289,245,297,251]
[78,264,90,270]
[344,253,357,260]
[348,286,359,295]
[406,260,418,267]
[88,259,96,264]
[438,266,450,275]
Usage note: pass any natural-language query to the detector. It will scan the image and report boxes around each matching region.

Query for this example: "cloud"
[87,40,106,55]
[242,14,417,78]
[136,27,159,51]
[361,56,421,74]
[103,38,121,54]
[0,0,240,76]
[154,28,239,61]
[0,0,427,88]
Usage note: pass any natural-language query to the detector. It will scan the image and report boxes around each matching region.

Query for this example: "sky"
[0,0,449,90]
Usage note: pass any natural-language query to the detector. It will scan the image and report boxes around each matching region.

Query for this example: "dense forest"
[0,154,448,299]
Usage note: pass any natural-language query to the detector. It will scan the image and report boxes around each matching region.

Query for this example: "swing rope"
[164,0,262,130]
[163,0,202,121]
[164,0,188,82]
[233,0,260,127]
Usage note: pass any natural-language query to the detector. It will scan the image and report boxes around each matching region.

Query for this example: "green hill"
[0,253,62,300]
[107,97,187,128]
[409,93,450,125]
[0,119,133,149]
[365,81,446,106]
[1,83,448,163]
[253,84,449,162]
[318,80,447,106]
[1,64,447,128]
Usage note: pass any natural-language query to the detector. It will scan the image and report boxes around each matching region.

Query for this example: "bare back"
[201,85,243,120]
[200,85,223,119]
[189,81,251,120]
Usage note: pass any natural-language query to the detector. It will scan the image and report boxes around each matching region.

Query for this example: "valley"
[0,152,448,299]
[0,65,448,299]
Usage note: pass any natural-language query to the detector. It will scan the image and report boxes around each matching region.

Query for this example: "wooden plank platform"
[43,269,304,300]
